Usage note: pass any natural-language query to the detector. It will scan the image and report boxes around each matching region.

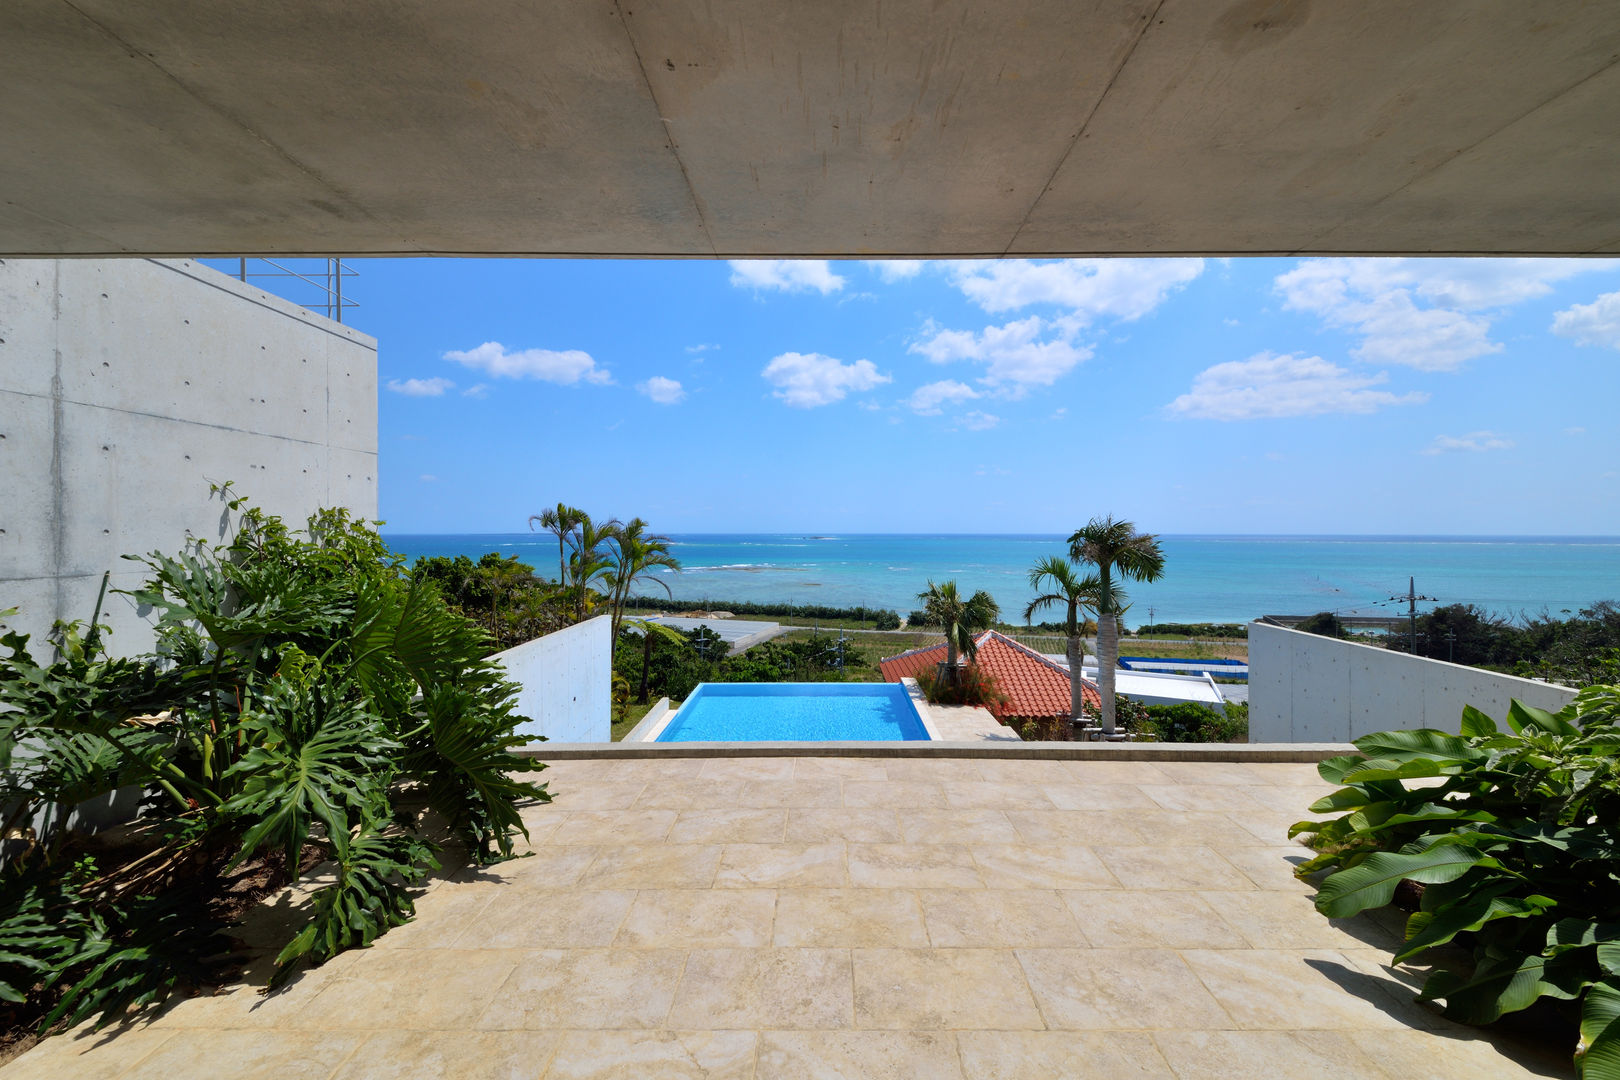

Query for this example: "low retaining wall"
[1249,622,1578,743]
[491,615,612,743]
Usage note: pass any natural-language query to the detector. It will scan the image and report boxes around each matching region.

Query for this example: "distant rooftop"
[881,630,1100,722]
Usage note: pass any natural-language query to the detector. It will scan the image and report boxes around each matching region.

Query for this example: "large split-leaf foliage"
[0,492,547,1031]
[1292,687,1620,1079]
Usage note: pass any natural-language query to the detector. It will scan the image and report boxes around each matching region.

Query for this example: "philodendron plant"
[1291,686,1620,1079]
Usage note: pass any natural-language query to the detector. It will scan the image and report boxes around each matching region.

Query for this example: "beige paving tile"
[1239,783,1332,815]
[956,1030,1168,1079]
[842,780,949,808]
[362,881,499,950]
[590,758,709,783]
[1227,812,1318,846]
[852,948,1044,1030]
[455,889,637,948]
[699,757,797,781]
[943,781,1056,810]
[1147,761,1269,786]
[332,1030,561,1080]
[667,948,854,1029]
[575,844,722,889]
[773,889,929,947]
[785,807,904,843]
[760,1030,964,1079]
[1039,782,1161,811]
[122,1030,366,1080]
[458,845,602,888]
[1152,1029,1394,1080]
[920,888,1086,947]
[1137,783,1271,814]
[631,779,747,809]
[1063,891,1249,949]
[973,758,1077,785]
[292,949,519,1030]
[735,778,844,808]
[1062,760,1174,785]
[667,808,787,844]
[715,841,849,887]
[145,964,352,1031]
[881,759,986,783]
[477,948,688,1030]
[1127,810,1266,848]
[1,1024,176,1080]
[1017,948,1234,1030]
[1093,846,1255,891]
[547,810,676,845]
[900,808,1022,845]
[969,844,1119,890]
[1218,845,1318,891]
[615,888,777,948]
[1202,891,1383,950]
[790,756,890,781]
[546,781,647,811]
[1179,949,1426,1031]
[1347,1028,1571,1080]
[1247,763,1337,787]
[848,843,984,889]
[544,1029,757,1080]
[1003,809,1141,845]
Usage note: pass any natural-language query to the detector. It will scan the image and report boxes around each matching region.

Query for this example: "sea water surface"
[383,533,1620,626]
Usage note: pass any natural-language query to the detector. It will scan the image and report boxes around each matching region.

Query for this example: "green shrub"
[1290,687,1620,1078]
[916,663,1011,714]
[0,490,548,1031]
[873,610,902,631]
[1294,611,1348,638]
[1139,701,1248,743]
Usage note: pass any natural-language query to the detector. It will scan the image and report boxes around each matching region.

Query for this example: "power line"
[1387,576,1439,654]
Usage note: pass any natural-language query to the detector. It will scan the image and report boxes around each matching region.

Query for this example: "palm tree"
[566,512,621,622]
[1068,516,1165,735]
[1024,555,1101,739]
[605,518,680,645]
[529,503,585,589]
[625,616,689,704]
[916,579,1001,687]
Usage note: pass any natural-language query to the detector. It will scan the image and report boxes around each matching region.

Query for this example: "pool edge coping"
[518,741,1354,763]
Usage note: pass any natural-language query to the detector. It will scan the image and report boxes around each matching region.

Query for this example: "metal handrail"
[234,257,357,323]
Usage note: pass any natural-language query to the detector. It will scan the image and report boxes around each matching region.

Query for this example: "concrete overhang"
[4,0,1619,259]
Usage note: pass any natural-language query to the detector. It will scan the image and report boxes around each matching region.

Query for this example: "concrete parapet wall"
[0,258,377,656]
[495,616,612,744]
[1249,622,1579,743]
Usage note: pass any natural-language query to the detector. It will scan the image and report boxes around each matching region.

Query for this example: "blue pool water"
[655,683,930,742]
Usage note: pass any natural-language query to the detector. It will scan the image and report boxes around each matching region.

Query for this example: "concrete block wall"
[1249,622,1579,743]
[0,258,377,657]
[493,616,613,743]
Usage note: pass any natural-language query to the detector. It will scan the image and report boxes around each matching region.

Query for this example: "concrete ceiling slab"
[2,0,1618,257]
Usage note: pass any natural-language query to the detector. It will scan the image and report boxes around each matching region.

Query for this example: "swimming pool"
[652,682,932,742]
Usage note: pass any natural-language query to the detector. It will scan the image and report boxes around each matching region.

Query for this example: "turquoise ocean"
[382,534,1620,627]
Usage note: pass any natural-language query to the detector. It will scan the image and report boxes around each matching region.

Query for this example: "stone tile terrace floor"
[7,755,1569,1079]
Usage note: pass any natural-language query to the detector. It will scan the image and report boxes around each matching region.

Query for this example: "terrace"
[7,748,1564,1079]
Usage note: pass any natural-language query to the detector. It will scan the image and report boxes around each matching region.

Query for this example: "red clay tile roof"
[879,630,1099,720]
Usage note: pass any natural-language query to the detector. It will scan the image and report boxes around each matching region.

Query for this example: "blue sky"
[291,257,1620,535]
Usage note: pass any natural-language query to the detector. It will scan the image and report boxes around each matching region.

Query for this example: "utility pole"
[1388,577,1438,654]
[1147,606,1156,635]
[1445,628,1457,663]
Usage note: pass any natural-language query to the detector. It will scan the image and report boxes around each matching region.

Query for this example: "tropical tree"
[605,518,680,646]
[1024,555,1101,738]
[565,512,621,622]
[529,503,585,589]
[1069,516,1165,735]
[625,617,689,704]
[916,580,1000,687]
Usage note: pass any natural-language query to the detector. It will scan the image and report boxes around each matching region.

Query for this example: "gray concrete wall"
[1249,622,1579,743]
[0,258,377,657]
[495,616,613,744]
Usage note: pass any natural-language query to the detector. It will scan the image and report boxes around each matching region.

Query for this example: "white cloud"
[910,315,1092,397]
[728,260,845,295]
[419,474,438,483]
[637,375,686,405]
[1423,431,1515,455]
[685,343,719,354]
[863,259,926,282]
[947,258,1205,320]
[1166,352,1429,421]
[444,341,612,385]
[904,379,979,415]
[956,411,1001,431]
[1278,258,1620,371]
[1552,290,1620,349]
[462,383,489,399]
[761,352,890,408]
[386,377,454,397]
[1566,426,1587,435]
